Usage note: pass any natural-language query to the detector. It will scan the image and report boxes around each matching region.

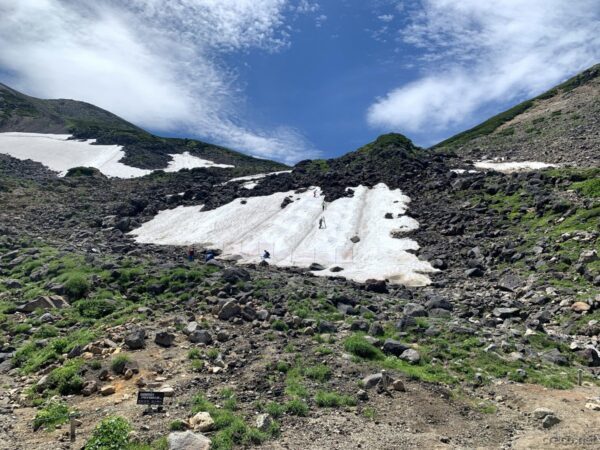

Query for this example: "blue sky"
[0,1,599,163]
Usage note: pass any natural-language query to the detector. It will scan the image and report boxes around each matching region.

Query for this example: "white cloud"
[378,14,394,22]
[315,14,328,27]
[0,0,319,164]
[367,0,600,136]
[295,0,320,14]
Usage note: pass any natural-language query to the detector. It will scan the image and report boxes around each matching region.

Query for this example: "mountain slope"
[0,83,288,172]
[433,63,600,166]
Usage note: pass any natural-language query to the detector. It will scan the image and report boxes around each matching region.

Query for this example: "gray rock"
[4,279,22,289]
[362,373,382,389]
[16,295,69,313]
[221,267,250,283]
[167,431,211,450]
[218,301,241,320]
[216,331,230,342]
[318,321,337,333]
[465,268,484,277]
[155,331,176,347]
[542,348,568,366]
[188,330,213,345]
[383,339,408,356]
[255,413,272,432]
[365,279,388,293]
[425,296,453,311]
[496,273,523,292]
[309,263,326,271]
[542,414,560,429]
[125,329,146,350]
[39,312,55,323]
[404,303,428,317]
[400,349,421,363]
[492,307,520,319]
[350,320,369,332]
[369,322,385,336]
[533,407,555,419]
[577,348,600,367]
[184,322,198,336]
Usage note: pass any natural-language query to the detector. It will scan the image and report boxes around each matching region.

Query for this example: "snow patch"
[130,183,437,286]
[225,171,292,190]
[0,133,233,178]
[166,152,233,170]
[474,160,556,173]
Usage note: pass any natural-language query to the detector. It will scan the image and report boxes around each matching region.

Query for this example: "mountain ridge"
[0,83,288,173]
[433,63,600,166]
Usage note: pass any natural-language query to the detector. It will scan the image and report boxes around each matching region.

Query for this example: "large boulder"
[221,268,250,283]
[403,303,428,317]
[16,295,69,313]
[188,330,213,345]
[124,329,146,350]
[218,301,241,321]
[365,279,388,293]
[382,339,408,356]
[167,431,211,450]
[155,331,176,347]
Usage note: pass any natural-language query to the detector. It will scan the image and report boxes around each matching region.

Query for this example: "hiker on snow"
[262,250,271,260]
[319,217,326,229]
[187,247,195,262]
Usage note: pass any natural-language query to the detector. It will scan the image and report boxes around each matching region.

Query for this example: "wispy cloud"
[367,0,600,140]
[0,0,319,164]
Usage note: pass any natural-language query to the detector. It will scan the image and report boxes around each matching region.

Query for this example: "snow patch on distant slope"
[474,160,556,173]
[167,152,233,170]
[0,133,233,178]
[130,183,437,286]
[225,171,292,189]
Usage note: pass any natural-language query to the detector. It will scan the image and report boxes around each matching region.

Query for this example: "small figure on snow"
[187,247,195,262]
[319,217,327,229]
[262,250,271,261]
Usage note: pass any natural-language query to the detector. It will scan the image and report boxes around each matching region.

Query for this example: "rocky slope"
[434,63,600,166]
[0,83,288,172]
[0,70,598,450]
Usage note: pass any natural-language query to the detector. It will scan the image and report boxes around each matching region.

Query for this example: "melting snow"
[225,171,292,189]
[166,152,233,170]
[130,183,437,286]
[0,132,233,178]
[474,160,556,173]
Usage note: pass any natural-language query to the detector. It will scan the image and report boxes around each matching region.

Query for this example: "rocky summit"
[0,66,599,450]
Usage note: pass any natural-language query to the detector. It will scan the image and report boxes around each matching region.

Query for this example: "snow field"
[130,183,437,286]
[474,160,556,173]
[0,133,233,178]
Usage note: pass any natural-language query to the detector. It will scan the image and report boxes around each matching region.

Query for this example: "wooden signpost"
[137,391,166,414]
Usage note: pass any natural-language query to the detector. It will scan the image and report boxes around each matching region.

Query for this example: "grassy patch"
[191,394,277,450]
[344,334,383,360]
[33,400,71,431]
[315,390,357,408]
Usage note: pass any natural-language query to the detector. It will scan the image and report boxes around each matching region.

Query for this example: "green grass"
[169,419,187,431]
[284,399,309,416]
[33,400,71,431]
[46,360,84,395]
[315,390,357,408]
[188,348,201,360]
[304,364,332,382]
[85,416,131,450]
[111,354,130,374]
[191,394,277,450]
[344,334,383,360]
[572,178,600,198]
[285,367,309,398]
